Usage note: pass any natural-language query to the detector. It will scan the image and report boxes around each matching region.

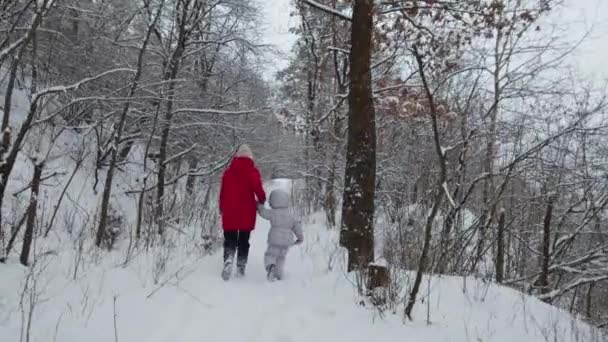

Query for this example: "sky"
[260,0,298,81]
[260,0,608,83]
[556,0,608,81]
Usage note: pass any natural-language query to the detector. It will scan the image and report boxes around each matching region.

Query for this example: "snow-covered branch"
[33,68,136,101]
[539,275,608,302]
[162,144,197,166]
[298,0,352,21]
[173,108,265,116]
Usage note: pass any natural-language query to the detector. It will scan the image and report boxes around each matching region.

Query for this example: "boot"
[221,260,233,281]
[236,255,247,278]
[236,265,246,278]
[266,264,278,281]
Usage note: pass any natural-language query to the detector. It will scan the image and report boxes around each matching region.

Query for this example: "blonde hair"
[235,143,253,159]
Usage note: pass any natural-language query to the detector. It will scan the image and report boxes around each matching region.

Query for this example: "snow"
[1,201,603,341]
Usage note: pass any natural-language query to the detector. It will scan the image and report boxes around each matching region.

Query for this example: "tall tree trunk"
[0,21,42,254]
[5,211,27,258]
[495,209,506,283]
[155,11,188,236]
[538,197,554,298]
[437,207,458,274]
[475,23,504,273]
[0,41,30,251]
[185,157,198,195]
[325,158,337,228]
[326,12,347,228]
[136,102,162,241]
[20,160,43,266]
[339,0,376,273]
[156,55,183,237]
[404,48,448,320]
[299,5,321,212]
[586,283,595,319]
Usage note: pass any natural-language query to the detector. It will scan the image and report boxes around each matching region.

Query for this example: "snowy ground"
[0,180,603,342]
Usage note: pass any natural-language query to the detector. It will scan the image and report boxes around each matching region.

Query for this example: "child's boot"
[266,264,278,281]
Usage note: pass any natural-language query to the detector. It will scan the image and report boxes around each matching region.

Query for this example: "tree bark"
[4,210,27,258]
[339,0,376,273]
[495,209,506,283]
[185,157,198,195]
[586,283,594,319]
[437,207,458,274]
[20,160,43,266]
[538,197,554,298]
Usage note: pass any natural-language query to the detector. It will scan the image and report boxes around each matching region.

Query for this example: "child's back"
[257,189,303,280]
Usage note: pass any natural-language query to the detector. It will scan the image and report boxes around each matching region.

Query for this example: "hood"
[234,144,253,160]
[269,189,290,209]
[228,156,254,171]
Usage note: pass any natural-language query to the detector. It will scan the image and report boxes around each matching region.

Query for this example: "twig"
[12,171,65,196]
[146,265,189,299]
[162,144,197,166]
[173,107,266,116]
[45,151,86,237]
[53,312,63,342]
[113,295,119,342]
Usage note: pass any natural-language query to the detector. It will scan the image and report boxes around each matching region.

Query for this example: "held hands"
[294,238,303,245]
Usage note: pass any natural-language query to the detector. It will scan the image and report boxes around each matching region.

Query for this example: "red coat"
[219,157,266,231]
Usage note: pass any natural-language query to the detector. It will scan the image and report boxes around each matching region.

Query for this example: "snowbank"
[0,206,602,342]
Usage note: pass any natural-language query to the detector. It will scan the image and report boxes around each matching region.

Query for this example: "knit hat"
[269,189,290,209]
[235,143,253,159]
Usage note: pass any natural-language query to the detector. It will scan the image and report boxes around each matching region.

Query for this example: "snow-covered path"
[139,219,380,342]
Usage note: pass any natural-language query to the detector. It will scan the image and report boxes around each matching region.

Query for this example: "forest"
[0,0,607,341]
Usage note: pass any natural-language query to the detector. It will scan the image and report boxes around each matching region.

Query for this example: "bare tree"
[339,0,377,273]
[404,47,449,320]
[96,0,164,248]
[20,158,42,266]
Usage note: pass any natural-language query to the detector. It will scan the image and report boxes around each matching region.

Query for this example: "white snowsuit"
[257,189,303,279]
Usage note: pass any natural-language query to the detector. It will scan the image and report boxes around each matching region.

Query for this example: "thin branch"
[173,107,265,116]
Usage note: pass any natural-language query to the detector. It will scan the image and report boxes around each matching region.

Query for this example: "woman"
[219,144,266,280]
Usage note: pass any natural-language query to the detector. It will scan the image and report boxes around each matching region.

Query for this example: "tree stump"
[368,264,390,289]
[367,264,390,306]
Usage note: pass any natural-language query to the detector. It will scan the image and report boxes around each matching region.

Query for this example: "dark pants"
[223,231,251,268]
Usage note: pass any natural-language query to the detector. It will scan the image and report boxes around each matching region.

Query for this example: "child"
[257,189,303,281]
